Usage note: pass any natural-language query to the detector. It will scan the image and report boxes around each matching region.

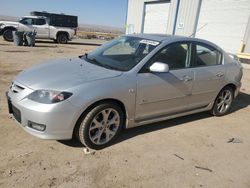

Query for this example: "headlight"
[27,90,73,104]
[0,23,4,28]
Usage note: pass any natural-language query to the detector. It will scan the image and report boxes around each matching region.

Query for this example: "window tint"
[34,18,46,25]
[85,36,159,71]
[20,18,33,25]
[149,43,191,70]
[195,44,222,66]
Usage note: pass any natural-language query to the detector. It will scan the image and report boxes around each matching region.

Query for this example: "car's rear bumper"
[235,82,241,98]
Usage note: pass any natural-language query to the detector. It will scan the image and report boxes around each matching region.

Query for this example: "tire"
[76,102,125,150]
[210,86,234,116]
[57,33,68,44]
[3,30,14,42]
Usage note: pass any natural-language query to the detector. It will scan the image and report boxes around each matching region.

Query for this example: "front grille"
[12,105,22,123]
[10,83,25,93]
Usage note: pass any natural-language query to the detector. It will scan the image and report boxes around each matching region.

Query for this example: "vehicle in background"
[0,11,78,44]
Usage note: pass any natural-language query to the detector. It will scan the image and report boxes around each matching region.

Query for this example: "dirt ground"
[0,38,250,188]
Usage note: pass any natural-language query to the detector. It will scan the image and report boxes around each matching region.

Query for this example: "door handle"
[216,72,224,77]
[181,75,193,82]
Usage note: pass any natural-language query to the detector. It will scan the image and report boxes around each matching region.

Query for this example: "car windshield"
[83,36,160,71]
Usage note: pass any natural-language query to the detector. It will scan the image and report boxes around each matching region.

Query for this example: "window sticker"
[140,39,159,46]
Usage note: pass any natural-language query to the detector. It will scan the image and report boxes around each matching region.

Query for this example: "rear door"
[136,42,194,121]
[188,42,225,109]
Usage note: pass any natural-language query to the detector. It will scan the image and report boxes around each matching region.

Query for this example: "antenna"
[189,23,207,37]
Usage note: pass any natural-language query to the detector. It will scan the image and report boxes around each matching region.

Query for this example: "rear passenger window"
[195,44,222,66]
[34,19,46,25]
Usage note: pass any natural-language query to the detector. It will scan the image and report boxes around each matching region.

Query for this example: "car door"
[135,42,194,122]
[33,18,49,38]
[188,42,225,109]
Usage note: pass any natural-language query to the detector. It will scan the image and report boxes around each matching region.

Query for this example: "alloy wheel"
[216,89,233,114]
[88,108,120,145]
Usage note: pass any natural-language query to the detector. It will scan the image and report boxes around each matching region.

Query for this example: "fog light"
[28,121,46,131]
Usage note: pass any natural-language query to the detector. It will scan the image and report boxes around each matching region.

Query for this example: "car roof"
[126,33,188,42]
[126,33,222,51]
[22,16,46,19]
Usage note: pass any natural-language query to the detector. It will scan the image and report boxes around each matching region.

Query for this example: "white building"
[126,0,250,54]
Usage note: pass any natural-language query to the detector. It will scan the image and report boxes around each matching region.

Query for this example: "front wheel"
[3,30,13,42]
[211,87,234,116]
[77,102,125,150]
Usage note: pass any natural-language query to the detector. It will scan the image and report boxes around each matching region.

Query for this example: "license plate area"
[6,92,22,123]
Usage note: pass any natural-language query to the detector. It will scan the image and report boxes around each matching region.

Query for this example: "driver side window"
[149,42,191,70]
[20,18,33,25]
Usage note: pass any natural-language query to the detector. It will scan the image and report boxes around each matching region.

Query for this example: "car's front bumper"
[6,82,81,140]
[0,28,3,35]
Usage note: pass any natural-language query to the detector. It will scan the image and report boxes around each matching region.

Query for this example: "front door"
[135,42,194,121]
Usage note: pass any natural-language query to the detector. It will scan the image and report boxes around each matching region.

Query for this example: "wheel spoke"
[90,119,103,130]
[105,128,116,139]
[225,97,231,105]
[92,130,104,144]
[102,109,112,122]
[217,100,224,108]
[108,113,119,126]
[224,92,229,99]
[222,103,226,112]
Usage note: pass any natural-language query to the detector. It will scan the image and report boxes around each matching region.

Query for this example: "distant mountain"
[78,23,124,34]
[0,15,19,21]
[0,15,125,34]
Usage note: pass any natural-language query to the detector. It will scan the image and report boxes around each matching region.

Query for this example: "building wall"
[126,0,250,53]
[174,0,201,36]
[196,0,250,53]
[243,16,250,53]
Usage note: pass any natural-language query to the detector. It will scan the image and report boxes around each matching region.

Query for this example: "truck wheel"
[3,30,13,42]
[57,33,68,44]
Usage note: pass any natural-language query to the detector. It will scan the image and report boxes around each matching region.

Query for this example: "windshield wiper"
[78,53,88,59]
[86,56,121,71]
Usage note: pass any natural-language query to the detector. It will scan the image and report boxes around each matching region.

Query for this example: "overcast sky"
[0,0,128,28]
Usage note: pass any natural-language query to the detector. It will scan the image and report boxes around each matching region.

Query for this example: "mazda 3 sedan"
[7,34,243,149]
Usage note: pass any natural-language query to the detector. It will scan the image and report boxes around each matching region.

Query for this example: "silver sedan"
[7,34,243,149]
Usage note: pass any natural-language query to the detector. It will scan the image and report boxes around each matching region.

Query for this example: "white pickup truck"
[0,15,77,44]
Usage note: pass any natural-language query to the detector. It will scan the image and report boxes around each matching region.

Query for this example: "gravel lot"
[0,38,250,188]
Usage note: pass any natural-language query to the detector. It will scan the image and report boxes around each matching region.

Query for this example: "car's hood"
[15,58,123,90]
[0,21,19,26]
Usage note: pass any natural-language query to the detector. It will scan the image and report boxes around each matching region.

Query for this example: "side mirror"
[149,62,169,73]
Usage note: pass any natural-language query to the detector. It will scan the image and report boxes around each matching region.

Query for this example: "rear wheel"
[57,33,68,44]
[3,30,13,42]
[211,87,234,116]
[77,102,124,150]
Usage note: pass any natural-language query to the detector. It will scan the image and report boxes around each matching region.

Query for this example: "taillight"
[74,28,78,35]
